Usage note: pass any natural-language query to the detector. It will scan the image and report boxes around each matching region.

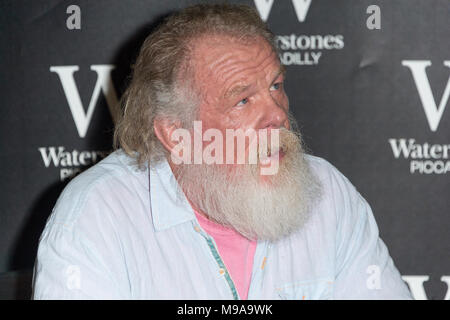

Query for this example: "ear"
[153,117,182,153]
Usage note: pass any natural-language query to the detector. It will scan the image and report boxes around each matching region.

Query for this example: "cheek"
[198,95,222,125]
[277,90,289,111]
[274,91,290,129]
[268,87,289,110]
[200,104,239,135]
[226,109,258,132]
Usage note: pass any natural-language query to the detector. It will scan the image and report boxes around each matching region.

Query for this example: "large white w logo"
[402,60,450,132]
[50,65,119,138]
[254,0,312,22]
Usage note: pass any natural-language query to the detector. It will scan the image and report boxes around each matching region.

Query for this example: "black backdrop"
[0,0,449,300]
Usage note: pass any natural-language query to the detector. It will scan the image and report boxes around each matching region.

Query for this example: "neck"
[167,156,209,219]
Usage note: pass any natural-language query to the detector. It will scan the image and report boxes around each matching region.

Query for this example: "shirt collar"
[149,158,196,231]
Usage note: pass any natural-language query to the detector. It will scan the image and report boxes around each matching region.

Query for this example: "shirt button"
[219,268,225,275]
[194,226,201,232]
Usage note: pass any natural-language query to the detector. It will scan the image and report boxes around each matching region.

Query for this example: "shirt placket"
[192,222,240,300]
[246,240,270,300]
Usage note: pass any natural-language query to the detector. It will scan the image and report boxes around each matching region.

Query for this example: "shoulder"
[304,154,359,196]
[44,150,148,228]
[303,154,368,224]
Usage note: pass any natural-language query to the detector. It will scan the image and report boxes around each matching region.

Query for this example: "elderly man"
[32,4,412,299]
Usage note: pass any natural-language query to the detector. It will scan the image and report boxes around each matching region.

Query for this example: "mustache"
[256,126,302,158]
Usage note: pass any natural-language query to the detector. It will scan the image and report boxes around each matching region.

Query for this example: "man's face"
[172,34,321,241]
[190,35,290,165]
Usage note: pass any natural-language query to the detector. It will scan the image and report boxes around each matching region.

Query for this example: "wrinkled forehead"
[186,34,280,89]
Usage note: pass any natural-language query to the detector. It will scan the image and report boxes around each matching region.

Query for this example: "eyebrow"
[272,65,286,83]
[224,65,286,100]
[224,83,252,99]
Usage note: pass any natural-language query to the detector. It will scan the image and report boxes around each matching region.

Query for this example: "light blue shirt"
[32,150,413,299]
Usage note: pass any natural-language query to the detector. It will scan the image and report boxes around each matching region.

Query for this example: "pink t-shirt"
[194,210,257,300]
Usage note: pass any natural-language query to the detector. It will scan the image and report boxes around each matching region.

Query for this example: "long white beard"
[173,127,322,242]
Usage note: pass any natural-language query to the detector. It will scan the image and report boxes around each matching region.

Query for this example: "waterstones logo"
[388,139,450,174]
[47,64,117,181]
[253,0,344,66]
[275,34,344,66]
[38,146,108,181]
[389,61,450,174]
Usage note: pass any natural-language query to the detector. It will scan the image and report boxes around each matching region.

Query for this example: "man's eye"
[236,97,249,107]
[270,82,282,91]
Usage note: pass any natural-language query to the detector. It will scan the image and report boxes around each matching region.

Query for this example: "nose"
[259,92,289,129]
